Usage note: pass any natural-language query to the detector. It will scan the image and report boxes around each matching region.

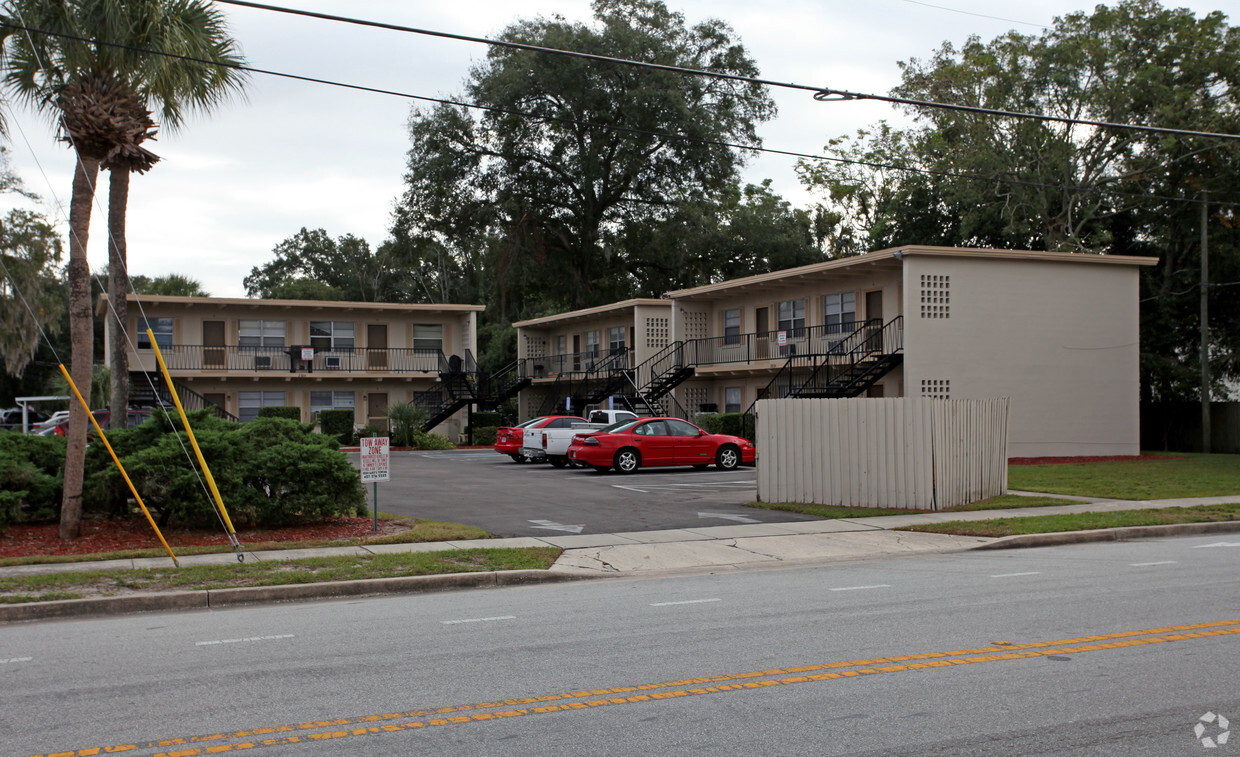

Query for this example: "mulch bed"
[1009,455,1185,466]
[0,516,407,559]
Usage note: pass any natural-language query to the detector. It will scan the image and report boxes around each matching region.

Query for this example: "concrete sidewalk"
[2,493,1239,622]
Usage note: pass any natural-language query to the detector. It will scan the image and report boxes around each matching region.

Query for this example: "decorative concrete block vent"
[755,397,1009,511]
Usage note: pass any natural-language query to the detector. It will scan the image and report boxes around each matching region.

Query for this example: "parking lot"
[350,449,818,537]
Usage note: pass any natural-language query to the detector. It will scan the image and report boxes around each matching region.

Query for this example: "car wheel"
[509,454,526,463]
[614,448,641,474]
[549,457,569,469]
[716,444,740,471]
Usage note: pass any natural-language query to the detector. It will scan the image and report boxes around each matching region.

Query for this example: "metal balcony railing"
[145,345,444,374]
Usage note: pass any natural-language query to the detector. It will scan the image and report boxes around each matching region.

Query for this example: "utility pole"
[1200,195,1211,453]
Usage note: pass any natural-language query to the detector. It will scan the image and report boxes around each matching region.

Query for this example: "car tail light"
[541,432,548,449]
[582,436,600,446]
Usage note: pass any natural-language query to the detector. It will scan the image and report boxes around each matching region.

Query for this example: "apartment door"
[203,321,225,369]
[368,393,389,432]
[203,393,226,414]
[755,307,769,360]
[572,335,581,372]
[367,324,388,369]
[865,290,884,349]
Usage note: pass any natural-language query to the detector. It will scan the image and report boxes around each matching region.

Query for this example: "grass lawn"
[899,503,1240,538]
[1009,453,1240,500]
[0,547,562,605]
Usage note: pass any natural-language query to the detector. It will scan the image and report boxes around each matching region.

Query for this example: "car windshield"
[598,418,645,434]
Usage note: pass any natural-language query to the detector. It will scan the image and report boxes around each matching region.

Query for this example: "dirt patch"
[0,516,410,559]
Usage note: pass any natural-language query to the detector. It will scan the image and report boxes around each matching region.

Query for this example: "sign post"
[360,436,390,532]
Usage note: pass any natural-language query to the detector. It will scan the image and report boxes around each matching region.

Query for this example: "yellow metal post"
[57,364,179,566]
[147,330,241,547]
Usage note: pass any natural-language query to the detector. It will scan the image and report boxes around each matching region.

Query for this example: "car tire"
[614,448,641,474]
[509,454,526,463]
[716,444,740,471]
[549,457,569,469]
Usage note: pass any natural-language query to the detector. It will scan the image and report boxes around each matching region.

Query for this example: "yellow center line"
[27,617,1240,757]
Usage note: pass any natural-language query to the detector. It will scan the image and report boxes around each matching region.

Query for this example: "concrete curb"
[971,520,1240,550]
[0,569,599,624]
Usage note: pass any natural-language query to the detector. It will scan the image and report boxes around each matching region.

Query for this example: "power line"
[2,19,1238,212]
[212,0,1240,143]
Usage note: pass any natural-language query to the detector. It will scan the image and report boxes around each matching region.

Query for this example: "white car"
[32,410,71,435]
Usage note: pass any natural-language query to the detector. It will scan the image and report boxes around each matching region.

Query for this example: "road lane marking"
[829,584,891,591]
[1,656,33,664]
[1130,561,1177,567]
[697,512,761,524]
[196,634,295,647]
[441,616,517,625]
[990,572,1042,578]
[650,599,722,607]
[529,520,585,534]
[611,482,754,494]
[35,617,1240,757]
[1193,542,1240,548]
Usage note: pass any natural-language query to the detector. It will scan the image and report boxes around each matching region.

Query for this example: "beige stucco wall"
[900,253,1142,457]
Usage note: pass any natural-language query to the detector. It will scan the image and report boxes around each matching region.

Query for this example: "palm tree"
[0,0,246,538]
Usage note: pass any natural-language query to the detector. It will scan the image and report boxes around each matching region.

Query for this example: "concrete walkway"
[2,493,1238,622]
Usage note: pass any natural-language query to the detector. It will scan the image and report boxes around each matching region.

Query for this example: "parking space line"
[442,616,517,625]
[990,572,1041,578]
[1130,561,1177,567]
[650,598,722,607]
[829,584,891,592]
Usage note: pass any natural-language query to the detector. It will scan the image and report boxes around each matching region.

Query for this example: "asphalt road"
[6,535,1240,756]
[352,449,816,536]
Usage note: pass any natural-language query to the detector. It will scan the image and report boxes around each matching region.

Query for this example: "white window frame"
[238,390,287,422]
[608,326,625,355]
[723,308,741,345]
[310,321,355,352]
[823,292,857,334]
[238,319,286,349]
[310,390,356,418]
[137,317,174,350]
[725,387,742,414]
[777,299,805,337]
[413,323,444,351]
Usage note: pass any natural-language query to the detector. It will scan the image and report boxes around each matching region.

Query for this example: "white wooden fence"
[755,397,1010,511]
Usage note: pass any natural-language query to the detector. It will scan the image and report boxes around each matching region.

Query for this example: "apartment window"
[555,335,566,355]
[723,308,741,345]
[823,292,856,334]
[310,390,356,418]
[238,391,286,422]
[725,387,742,414]
[777,299,805,337]
[310,321,355,352]
[608,326,625,355]
[238,319,286,349]
[136,317,173,350]
[584,330,600,357]
[413,324,444,351]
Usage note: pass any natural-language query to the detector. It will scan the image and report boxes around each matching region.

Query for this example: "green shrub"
[319,408,355,443]
[472,426,498,446]
[471,411,502,428]
[258,405,302,421]
[409,431,455,450]
[695,412,751,439]
[0,433,68,526]
[84,413,366,527]
[387,401,427,447]
[353,423,386,445]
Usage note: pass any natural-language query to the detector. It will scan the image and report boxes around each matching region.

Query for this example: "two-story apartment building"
[515,246,1157,458]
[512,298,673,419]
[100,295,486,438]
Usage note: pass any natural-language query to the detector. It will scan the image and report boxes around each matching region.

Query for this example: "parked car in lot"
[494,415,581,462]
[567,417,755,473]
[44,408,153,436]
[522,409,638,467]
[0,407,50,432]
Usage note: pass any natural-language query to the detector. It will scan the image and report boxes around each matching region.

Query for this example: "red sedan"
[494,415,580,462]
[567,417,755,473]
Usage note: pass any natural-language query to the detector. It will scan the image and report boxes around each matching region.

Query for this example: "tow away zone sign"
[360,437,390,482]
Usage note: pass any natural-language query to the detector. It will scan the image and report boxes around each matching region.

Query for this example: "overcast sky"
[0,0,1229,298]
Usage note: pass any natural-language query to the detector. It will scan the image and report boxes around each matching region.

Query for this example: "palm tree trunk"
[61,153,100,541]
[108,167,131,428]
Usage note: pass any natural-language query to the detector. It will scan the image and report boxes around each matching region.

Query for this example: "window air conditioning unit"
[254,355,272,369]
[325,356,342,369]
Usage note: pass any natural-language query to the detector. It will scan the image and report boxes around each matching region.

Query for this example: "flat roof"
[666,245,1158,300]
[513,298,670,328]
[97,294,486,314]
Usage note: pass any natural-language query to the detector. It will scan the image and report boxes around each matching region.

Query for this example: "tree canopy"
[797,0,1240,400]
[392,0,779,322]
